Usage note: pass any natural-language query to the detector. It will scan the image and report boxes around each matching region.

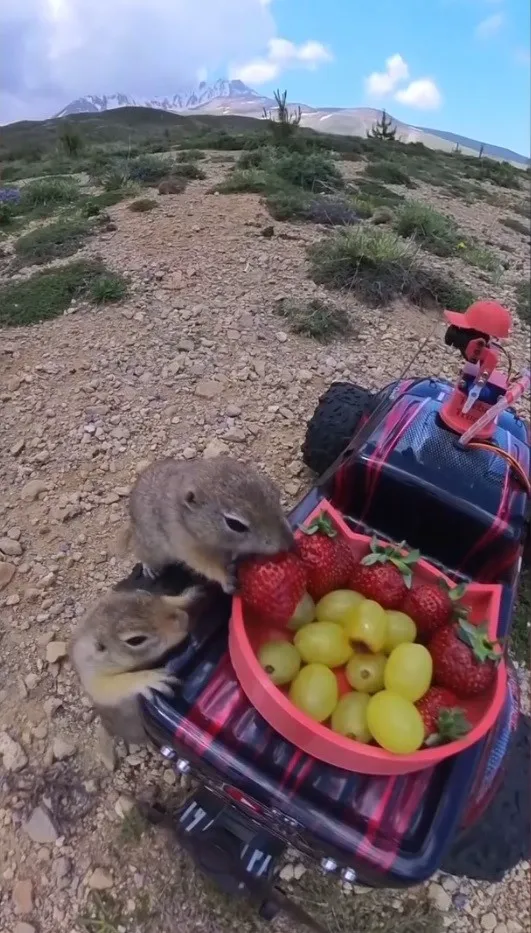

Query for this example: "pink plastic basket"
[229,500,506,776]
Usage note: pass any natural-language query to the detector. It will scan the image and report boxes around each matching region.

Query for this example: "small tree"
[367,109,397,141]
[453,142,461,154]
[263,89,302,145]
[60,125,83,157]
[478,144,484,159]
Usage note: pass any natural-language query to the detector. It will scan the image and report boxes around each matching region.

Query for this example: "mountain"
[55,81,529,166]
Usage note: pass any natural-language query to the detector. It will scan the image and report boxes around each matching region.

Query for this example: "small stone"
[293,863,306,880]
[52,736,76,760]
[0,731,28,772]
[195,379,222,400]
[203,439,230,459]
[0,562,16,590]
[46,641,67,663]
[23,805,59,843]
[0,536,23,557]
[226,404,241,417]
[21,480,48,501]
[14,923,36,933]
[428,882,451,912]
[11,439,26,456]
[163,768,176,785]
[182,446,197,460]
[88,868,114,890]
[114,795,135,819]
[12,880,33,915]
[494,924,508,933]
[482,915,497,932]
[279,864,294,882]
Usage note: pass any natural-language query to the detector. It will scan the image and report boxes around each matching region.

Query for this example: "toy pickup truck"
[119,302,530,928]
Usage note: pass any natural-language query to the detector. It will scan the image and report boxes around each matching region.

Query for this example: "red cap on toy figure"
[444,301,512,339]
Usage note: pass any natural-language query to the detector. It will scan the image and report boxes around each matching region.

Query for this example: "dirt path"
[0,157,529,933]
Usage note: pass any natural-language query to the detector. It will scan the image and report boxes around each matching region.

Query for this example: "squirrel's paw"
[142,669,180,699]
[221,562,238,595]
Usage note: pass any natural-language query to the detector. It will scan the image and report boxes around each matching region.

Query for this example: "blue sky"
[241,0,531,155]
[1,0,529,154]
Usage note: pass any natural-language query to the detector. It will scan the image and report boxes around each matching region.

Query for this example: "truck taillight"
[223,785,265,816]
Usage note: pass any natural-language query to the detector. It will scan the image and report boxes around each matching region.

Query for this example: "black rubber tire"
[302,382,374,476]
[441,714,530,882]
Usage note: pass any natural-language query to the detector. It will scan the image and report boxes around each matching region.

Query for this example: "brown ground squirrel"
[69,587,199,768]
[122,456,294,591]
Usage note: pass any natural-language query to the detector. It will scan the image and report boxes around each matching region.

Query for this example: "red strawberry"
[348,538,419,610]
[402,581,467,639]
[296,512,349,601]
[416,687,471,745]
[238,552,307,626]
[429,619,501,698]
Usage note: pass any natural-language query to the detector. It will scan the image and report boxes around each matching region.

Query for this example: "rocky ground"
[0,153,530,933]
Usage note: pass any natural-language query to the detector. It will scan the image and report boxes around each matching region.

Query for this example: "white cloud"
[364,54,442,111]
[1,0,322,123]
[364,54,409,96]
[230,37,333,86]
[475,12,505,38]
[395,79,443,110]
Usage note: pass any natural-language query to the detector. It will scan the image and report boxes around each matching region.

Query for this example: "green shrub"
[127,155,175,184]
[21,177,79,209]
[90,274,128,304]
[176,149,205,161]
[81,190,131,216]
[266,190,359,225]
[128,198,158,212]
[0,260,123,326]
[273,297,351,342]
[173,162,206,180]
[395,201,459,256]
[355,179,405,207]
[214,169,280,194]
[14,218,92,267]
[0,201,16,227]
[273,150,344,192]
[308,226,476,309]
[265,189,312,220]
[460,242,501,274]
[365,161,416,188]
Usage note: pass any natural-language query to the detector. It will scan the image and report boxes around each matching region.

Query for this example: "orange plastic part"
[444,301,512,339]
[440,387,497,440]
[229,500,506,777]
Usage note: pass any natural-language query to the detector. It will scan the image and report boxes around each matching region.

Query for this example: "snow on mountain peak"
[55,80,261,118]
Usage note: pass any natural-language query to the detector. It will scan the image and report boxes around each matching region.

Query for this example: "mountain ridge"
[47,80,528,166]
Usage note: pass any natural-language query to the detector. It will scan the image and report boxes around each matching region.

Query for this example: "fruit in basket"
[238,551,307,626]
[430,619,501,698]
[345,652,386,694]
[402,581,467,638]
[331,692,372,743]
[383,610,417,653]
[348,538,419,610]
[343,599,388,653]
[367,691,425,754]
[416,687,471,745]
[289,663,339,722]
[297,512,351,600]
[258,641,301,686]
[294,621,353,668]
[384,643,433,702]
[315,589,365,625]
[287,592,316,631]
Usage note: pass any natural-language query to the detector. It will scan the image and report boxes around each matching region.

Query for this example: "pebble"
[195,379,222,399]
[14,924,36,933]
[482,915,497,932]
[429,882,452,912]
[23,806,59,844]
[203,439,230,458]
[21,480,48,501]
[0,536,23,557]
[52,736,76,760]
[87,868,114,890]
[0,732,28,772]
[0,561,16,590]
[12,880,33,915]
[114,795,135,819]
[46,641,67,663]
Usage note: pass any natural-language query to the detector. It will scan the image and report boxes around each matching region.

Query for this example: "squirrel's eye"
[124,635,149,648]
[224,515,249,534]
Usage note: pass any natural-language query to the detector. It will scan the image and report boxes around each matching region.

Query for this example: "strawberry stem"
[361,537,419,587]
[424,708,471,746]
[301,512,337,538]
[457,620,501,663]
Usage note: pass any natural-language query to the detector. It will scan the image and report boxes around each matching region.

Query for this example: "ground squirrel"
[121,456,294,591]
[69,586,199,767]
